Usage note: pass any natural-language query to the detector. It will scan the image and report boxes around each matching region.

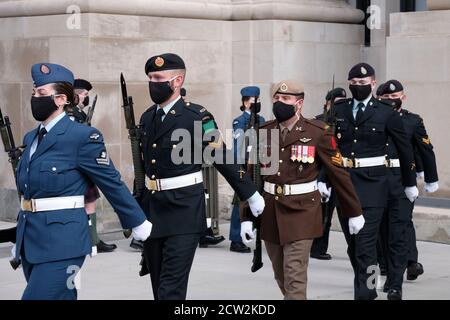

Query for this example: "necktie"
[154,108,165,133]
[355,102,365,123]
[281,128,289,142]
[37,127,47,146]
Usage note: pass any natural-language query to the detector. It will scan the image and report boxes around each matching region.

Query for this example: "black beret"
[180,87,187,97]
[74,79,92,91]
[348,63,375,80]
[145,53,186,75]
[325,87,347,101]
[378,79,404,95]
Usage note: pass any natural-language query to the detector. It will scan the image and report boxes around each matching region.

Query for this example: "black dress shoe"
[387,289,402,300]
[199,235,226,248]
[130,239,144,251]
[310,253,332,260]
[407,262,424,280]
[383,282,390,293]
[97,240,117,253]
[230,241,251,253]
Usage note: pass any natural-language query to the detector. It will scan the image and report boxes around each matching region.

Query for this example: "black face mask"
[273,101,297,123]
[31,96,58,122]
[149,80,174,105]
[349,84,373,101]
[250,102,261,114]
[82,96,89,107]
[380,98,402,110]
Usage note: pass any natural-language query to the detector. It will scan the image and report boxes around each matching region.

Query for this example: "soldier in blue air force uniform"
[11,63,152,300]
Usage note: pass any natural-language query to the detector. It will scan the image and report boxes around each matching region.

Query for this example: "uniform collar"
[40,112,66,133]
[157,95,181,115]
[353,95,373,109]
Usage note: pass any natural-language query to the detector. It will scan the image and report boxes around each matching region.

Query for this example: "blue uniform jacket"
[232,111,265,164]
[14,115,147,264]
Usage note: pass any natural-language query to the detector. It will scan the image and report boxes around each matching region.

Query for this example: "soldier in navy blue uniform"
[377,80,438,292]
[11,63,152,300]
[139,53,264,300]
[333,63,418,300]
[311,88,347,260]
[229,86,265,253]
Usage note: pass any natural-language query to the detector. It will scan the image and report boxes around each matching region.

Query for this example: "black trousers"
[143,233,201,300]
[338,207,384,300]
[407,203,419,265]
[378,197,413,291]
[311,192,336,256]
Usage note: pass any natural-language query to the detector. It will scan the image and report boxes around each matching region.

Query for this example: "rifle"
[246,99,263,273]
[85,94,98,126]
[0,108,23,269]
[120,74,146,239]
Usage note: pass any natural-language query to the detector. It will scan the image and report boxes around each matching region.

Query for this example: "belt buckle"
[275,184,284,195]
[385,159,390,168]
[347,159,354,169]
[22,199,36,213]
[148,179,160,191]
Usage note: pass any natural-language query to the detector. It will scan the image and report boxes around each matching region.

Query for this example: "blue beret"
[31,63,75,87]
[240,86,260,97]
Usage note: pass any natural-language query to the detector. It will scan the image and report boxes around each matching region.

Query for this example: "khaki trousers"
[265,239,313,300]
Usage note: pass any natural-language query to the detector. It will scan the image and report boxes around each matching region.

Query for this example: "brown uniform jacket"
[242,116,362,245]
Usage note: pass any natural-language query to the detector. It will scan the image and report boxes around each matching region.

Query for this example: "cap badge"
[280,83,288,92]
[361,67,367,75]
[40,64,50,74]
[390,83,396,91]
[155,57,165,68]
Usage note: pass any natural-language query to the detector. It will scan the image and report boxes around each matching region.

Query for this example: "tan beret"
[271,80,305,97]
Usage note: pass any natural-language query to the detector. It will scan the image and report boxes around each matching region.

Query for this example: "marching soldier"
[70,79,117,253]
[311,87,347,260]
[139,53,264,300]
[241,80,365,300]
[377,80,438,290]
[229,86,265,253]
[333,63,418,300]
[11,63,152,300]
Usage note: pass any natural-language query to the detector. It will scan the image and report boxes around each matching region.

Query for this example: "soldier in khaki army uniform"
[241,80,365,300]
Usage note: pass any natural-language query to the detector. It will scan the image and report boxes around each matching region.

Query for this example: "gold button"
[152,144,157,148]
[151,159,156,164]
[355,127,358,130]
[281,148,285,152]
[386,143,389,146]
[351,152,355,156]
[277,172,281,176]
[372,128,376,131]
[354,139,357,143]
[151,175,155,179]
[275,196,279,200]
[312,198,315,202]
[279,160,283,163]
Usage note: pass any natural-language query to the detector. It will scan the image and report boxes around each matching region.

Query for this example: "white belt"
[21,196,85,213]
[387,159,400,168]
[264,180,318,196]
[342,156,387,168]
[145,171,203,191]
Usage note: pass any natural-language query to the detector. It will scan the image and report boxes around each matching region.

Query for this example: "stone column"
[428,0,450,10]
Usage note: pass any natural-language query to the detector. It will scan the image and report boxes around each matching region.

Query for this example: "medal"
[291,145,298,162]
[302,145,308,163]
[307,146,315,163]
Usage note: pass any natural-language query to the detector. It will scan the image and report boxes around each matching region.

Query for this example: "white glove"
[131,220,152,241]
[240,221,256,245]
[405,186,419,203]
[11,244,16,260]
[424,182,439,193]
[416,171,424,180]
[318,182,331,203]
[349,215,365,235]
[247,192,265,218]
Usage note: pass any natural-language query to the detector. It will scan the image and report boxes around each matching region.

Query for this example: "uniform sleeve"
[412,117,438,183]
[386,111,416,187]
[414,146,424,173]
[316,130,362,218]
[232,118,245,164]
[77,128,147,229]
[201,112,257,201]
